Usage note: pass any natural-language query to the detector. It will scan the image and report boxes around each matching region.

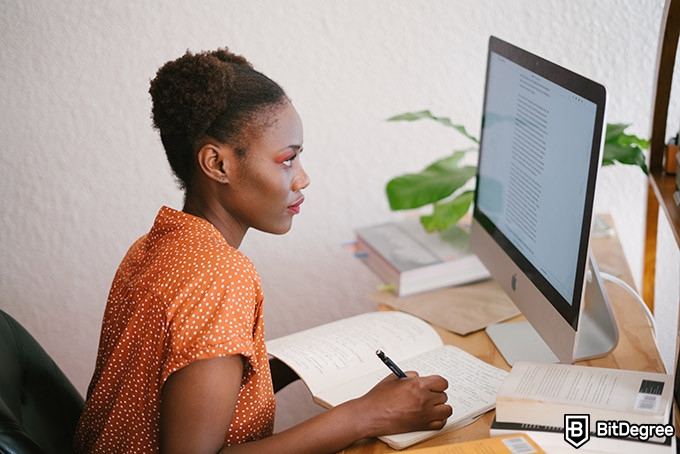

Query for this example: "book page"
[381,345,508,448]
[318,344,507,412]
[266,312,442,396]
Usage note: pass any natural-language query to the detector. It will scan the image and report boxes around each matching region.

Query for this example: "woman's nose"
[293,166,310,191]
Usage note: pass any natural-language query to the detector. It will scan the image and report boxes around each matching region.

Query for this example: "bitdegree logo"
[564,414,675,449]
[564,415,590,448]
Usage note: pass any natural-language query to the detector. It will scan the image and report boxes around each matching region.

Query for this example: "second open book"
[266,311,508,450]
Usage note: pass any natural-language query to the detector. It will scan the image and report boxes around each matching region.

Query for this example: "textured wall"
[1,0,677,431]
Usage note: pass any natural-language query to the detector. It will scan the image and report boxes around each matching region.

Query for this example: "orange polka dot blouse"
[74,206,276,453]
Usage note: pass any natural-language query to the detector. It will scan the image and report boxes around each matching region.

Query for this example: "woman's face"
[222,101,309,235]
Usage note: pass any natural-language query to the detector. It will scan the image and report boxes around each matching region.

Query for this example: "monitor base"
[486,321,558,366]
[486,252,619,366]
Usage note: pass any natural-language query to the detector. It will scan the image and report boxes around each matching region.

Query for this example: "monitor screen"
[470,36,615,365]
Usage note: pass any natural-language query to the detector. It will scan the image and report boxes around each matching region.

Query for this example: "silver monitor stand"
[485,252,619,366]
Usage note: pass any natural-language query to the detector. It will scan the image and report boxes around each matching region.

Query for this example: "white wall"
[1,0,677,431]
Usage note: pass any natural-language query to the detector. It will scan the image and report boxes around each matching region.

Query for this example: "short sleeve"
[160,249,263,385]
[73,206,274,453]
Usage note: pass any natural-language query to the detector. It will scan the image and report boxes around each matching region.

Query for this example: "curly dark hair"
[149,48,288,190]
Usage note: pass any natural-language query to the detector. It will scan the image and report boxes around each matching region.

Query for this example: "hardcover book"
[406,432,548,454]
[495,361,674,431]
[355,219,490,296]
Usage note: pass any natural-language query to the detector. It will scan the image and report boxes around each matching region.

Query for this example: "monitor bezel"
[472,36,607,330]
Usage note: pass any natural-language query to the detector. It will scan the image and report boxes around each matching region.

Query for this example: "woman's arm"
[226,371,451,454]
[160,355,451,454]
[160,355,244,454]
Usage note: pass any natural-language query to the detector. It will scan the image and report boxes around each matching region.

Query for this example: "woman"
[74,47,451,454]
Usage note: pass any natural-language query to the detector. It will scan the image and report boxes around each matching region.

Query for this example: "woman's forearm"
[219,398,368,454]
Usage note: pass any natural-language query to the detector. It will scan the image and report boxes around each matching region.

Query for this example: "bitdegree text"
[596,420,675,441]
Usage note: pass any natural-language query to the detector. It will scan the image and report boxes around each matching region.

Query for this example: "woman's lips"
[287,197,304,214]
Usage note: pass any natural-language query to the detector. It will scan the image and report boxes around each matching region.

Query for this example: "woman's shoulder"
[138,206,260,282]
[171,225,256,276]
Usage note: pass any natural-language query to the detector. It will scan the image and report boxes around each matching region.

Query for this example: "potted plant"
[385,110,650,232]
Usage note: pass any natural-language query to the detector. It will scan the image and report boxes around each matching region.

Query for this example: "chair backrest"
[0,310,84,454]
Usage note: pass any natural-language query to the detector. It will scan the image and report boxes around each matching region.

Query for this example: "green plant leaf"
[387,110,479,144]
[386,153,476,210]
[602,123,649,175]
[605,123,629,141]
[385,151,476,210]
[605,123,649,148]
[420,190,475,232]
[602,143,649,175]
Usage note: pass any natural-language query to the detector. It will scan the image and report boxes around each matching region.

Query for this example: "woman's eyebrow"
[274,146,301,163]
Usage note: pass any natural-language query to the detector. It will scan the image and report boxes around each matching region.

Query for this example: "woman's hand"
[351,371,452,438]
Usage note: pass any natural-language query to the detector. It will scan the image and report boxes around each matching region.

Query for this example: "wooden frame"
[643,0,680,308]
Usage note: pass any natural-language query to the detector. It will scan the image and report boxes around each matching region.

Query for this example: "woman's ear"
[196,142,230,184]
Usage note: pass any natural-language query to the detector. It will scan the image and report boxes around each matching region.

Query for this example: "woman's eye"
[282,154,296,167]
[278,148,302,167]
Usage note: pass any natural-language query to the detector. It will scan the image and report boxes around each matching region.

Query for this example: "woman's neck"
[183,195,247,249]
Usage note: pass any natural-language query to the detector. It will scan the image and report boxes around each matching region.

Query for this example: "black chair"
[0,310,84,454]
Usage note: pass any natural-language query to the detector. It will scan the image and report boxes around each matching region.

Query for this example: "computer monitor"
[470,36,619,365]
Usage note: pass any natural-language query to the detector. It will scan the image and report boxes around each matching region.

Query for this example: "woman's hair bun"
[149,47,251,144]
[148,46,287,191]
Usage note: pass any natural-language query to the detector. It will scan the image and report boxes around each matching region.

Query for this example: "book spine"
[355,236,402,294]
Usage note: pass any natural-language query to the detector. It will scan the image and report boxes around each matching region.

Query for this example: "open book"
[266,311,508,450]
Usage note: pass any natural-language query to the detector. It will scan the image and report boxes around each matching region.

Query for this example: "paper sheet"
[365,279,520,335]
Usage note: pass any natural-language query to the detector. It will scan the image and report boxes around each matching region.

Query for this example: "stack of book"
[491,361,676,453]
[354,218,490,296]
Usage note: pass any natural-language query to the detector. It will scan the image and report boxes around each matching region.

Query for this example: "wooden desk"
[341,217,665,453]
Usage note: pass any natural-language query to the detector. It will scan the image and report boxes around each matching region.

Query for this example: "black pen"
[376,349,407,378]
